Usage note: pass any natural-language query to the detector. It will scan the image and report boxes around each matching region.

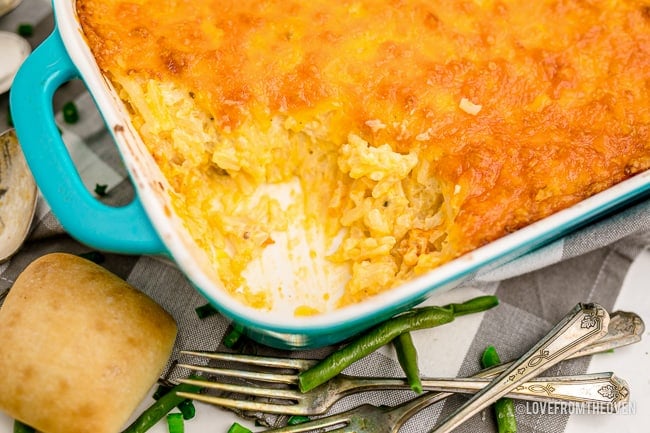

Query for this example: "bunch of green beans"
[298,295,499,392]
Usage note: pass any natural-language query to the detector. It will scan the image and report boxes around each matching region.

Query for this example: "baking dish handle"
[10,31,167,255]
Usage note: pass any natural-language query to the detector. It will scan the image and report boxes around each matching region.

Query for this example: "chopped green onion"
[62,101,79,124]
[195,302,218,319]
[17,23,34,37]
[13,420,35,433]
[166,413,184,433]
[95,183,109,197]
[177,399,196,420]
[287,415,311,425]
[227,422,252,433]
[78,251,106,264]
[223,324,244,348]
[152,383,173,400]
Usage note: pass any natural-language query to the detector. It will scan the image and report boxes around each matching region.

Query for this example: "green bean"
[393,332,422,393]
[177,399,196,420]
[298,306,452,392]
[298,295,498,392]
[227,422,253,433]
[444,295,500,317]
[286,415,311,425]
[481,346,518,433]
[13,420,35,433]
[152,383,173,400]
[166,413,184,433]
[121,380,202,433]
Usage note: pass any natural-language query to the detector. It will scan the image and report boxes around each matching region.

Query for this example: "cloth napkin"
[1,4,649,433]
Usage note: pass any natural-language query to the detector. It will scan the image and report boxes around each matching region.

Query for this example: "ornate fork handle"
[430,302,610,433]
[414,372,629,406]
[504,372,628,406]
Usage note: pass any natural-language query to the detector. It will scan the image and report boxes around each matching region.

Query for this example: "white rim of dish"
[0,30,31,94]
[0,0,22,18]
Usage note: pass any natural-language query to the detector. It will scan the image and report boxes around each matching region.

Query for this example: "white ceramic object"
[0,0,22,18]
[0,129,37,263]
[0,31,30,94]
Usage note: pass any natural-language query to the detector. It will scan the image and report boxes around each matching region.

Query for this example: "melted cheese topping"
[78,0,650,312]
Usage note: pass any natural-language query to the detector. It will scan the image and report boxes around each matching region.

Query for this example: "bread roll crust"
[0,253,177,433]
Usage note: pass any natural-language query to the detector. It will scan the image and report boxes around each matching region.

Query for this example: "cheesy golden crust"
[77,0,650,310]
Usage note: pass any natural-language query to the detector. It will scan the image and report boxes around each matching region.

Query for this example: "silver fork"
[176,310,640,418]
[177,355,627,415]
[253,306,636,433]
[262,376,628,433]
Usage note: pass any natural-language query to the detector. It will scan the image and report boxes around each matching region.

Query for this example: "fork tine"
[178,362,298,384]
[177,377,304,400]
[175,390,311,415]
[260,409,358,432]
[180,350,318,370]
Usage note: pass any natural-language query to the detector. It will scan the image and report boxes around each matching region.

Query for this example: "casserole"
[10,0,650,348]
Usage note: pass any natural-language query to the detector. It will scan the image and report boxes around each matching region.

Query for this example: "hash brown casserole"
[77,0,650,313]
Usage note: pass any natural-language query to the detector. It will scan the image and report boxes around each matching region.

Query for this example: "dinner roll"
[0,253,177,433]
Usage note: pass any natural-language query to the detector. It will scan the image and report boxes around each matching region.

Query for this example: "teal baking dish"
[9,0,650,349]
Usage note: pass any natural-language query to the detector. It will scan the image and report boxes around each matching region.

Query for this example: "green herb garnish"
[62,101,79,124]
[166,413,184,433]
[94,183,109,197]
[13,420,35,433]
[177,400,196,420]
[17,23,34,37]
[194,302,218,319]
[79,251,106,264]
[287,415,311,425]
[227,422,252,433]
[223,324,244,348]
